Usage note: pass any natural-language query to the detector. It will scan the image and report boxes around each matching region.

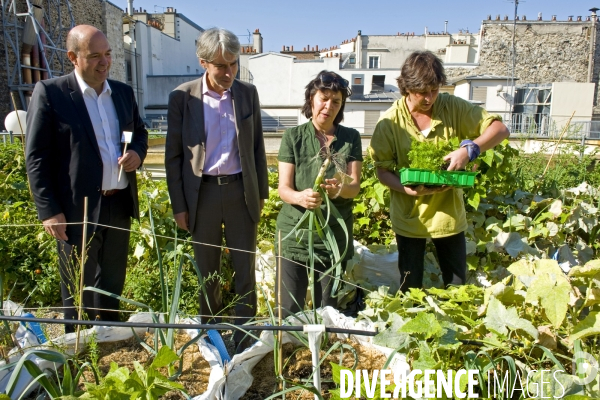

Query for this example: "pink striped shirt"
[202,73,241,175]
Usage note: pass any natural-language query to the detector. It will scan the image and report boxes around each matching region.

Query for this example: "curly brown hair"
[301,70,351,125]
[396,51,447,96]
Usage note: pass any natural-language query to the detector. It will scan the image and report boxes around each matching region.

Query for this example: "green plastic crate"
[399,168,478,188]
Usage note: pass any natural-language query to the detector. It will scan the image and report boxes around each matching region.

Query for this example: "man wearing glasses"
[165,27,268,354]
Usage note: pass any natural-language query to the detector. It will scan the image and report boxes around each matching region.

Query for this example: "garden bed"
[242,338,388,399]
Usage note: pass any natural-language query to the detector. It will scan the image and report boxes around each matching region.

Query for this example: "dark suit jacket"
[25,72,148,244]
[165,77,268,232]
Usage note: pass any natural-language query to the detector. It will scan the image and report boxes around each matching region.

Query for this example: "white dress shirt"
[75,71,128,190]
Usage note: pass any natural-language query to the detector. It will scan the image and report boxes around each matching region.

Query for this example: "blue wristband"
[460,140,481,162]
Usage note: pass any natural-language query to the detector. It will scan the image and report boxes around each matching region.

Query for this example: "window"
[126,61,132,82]
[354,77,362,85]
[349,56,356,64]
[368,56,379,69]
[372,75,385,93]
[471,86,487,107]
[364,111,381,134]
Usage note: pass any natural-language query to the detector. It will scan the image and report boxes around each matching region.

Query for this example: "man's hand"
[43,213,68,241]
[174,211,189,231]
[403,185,452,196]
[118,150,142,172]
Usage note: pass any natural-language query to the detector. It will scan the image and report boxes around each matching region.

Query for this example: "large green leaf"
[400,312,443,339]
[570,312,600,342]
[569,260,600,278]
[525,273,571,328]
[374,313,409,348]
[484,297,538,339]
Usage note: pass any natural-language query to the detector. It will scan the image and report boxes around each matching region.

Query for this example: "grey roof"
[348,92,402,102]
[451,74,518,84]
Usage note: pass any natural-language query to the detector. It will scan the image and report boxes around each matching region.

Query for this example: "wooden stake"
[75,197,89,353]
[277,230,284,396]
[542,111,576,178]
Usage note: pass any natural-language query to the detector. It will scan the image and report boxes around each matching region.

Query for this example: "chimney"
[316,45,318,51]
[552,15,557,21]
[522,15,526,21]
[252,29,262,53]
[568,16,573,21]
[127,0,133,16]
[487,15,491,20]
[444,20,448,33]
[496,14,500,20]
[282,45,285,51]
[504,15,509,21]
[538,12,542,21]
[291,45,294,51]
[577,16,582,21]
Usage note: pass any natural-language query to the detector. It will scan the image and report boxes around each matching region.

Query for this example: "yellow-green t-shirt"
[369,92,501,238]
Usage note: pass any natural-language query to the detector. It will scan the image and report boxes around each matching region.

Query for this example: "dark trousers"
[396,232,466,292]
[57,189,132,333]
[191,179,257,343]
[276,257,346,318]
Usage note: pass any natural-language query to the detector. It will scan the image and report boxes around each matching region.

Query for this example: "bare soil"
[241,335,388,400]
[78,331,211,399]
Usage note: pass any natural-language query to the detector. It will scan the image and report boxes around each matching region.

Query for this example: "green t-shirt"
[370,93,502,238]
[276,121,363,262]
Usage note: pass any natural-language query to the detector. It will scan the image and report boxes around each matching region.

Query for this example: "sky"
[129,0,597,52]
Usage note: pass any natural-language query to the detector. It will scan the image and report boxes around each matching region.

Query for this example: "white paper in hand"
[121,131,133,143]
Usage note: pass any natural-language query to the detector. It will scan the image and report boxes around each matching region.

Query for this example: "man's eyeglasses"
[319,74,349,89]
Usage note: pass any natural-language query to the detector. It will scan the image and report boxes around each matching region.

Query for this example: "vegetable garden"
[0,137,599,399]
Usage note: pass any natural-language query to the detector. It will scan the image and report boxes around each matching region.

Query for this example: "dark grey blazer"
[25,72,148,244]
[165,77,269,231]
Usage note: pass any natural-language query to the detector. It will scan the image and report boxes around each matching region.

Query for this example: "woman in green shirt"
[370,51,509,292]
[276,71,363,317]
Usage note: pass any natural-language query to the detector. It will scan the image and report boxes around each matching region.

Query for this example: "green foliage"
[407,137,457,170]
[123,175,200,316]
[352,153,394,245]
[358,258,600,399]
[0,142,60,306]
[82,346,187,399]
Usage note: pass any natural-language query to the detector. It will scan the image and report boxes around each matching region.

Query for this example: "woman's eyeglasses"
[319,74,349,89]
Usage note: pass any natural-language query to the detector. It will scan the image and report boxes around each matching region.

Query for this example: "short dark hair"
[301,70,351,125]
[396,51,447,96]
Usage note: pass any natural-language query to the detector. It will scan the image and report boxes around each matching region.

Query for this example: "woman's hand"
[320,178,342,199]
[443,147,470,171]
[295,188,322,209]
[403,185,451,196]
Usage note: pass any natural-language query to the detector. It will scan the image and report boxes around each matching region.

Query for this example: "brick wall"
[0,0,125,123]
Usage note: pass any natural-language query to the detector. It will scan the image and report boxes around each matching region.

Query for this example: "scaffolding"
[1,0,74,110]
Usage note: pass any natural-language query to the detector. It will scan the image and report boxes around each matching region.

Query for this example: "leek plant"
[282,154,349,314]
[86,194,202,379]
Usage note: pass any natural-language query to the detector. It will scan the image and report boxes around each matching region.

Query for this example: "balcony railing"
[507,114,600,139]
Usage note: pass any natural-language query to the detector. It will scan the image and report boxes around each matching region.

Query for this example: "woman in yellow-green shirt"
[370,51,510,292]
